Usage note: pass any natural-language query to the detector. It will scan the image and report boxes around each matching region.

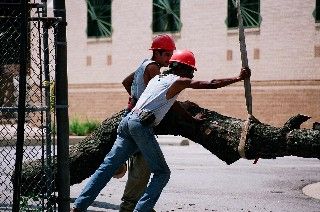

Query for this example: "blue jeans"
[74,112,171,212]
[120,152,151,212]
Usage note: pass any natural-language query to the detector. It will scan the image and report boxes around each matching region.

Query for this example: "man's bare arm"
[189,67,250,89]
[144,63,161,85]
[189,77,242,89]
[122,72,135,95]
[166,68,251,99]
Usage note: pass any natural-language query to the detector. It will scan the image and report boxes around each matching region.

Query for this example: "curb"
[69,135,190,146]
[1,135,190,147]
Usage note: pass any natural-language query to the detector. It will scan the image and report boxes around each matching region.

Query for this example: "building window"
[227,0,261,29]
[87,0,112,38]
[152,0,182,33]
[314,0,320,23]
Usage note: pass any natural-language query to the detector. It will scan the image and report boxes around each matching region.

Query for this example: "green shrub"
[20,194,41,212]
[69,118,100,136]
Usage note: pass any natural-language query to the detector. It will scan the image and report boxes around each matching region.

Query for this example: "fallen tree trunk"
[19,101,320,195]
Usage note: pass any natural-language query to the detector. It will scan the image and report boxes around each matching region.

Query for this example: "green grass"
[69,118,100,136]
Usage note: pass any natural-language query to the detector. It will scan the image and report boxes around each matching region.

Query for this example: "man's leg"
[127,116,170,211]
[119,152,151,212]
[133,139,170,212]
[73,117,137,211]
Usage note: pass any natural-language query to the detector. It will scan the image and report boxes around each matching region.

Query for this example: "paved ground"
[70,136,320,212]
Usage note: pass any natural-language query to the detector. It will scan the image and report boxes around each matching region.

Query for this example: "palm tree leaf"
[86,0,112,37]
[153,0,181,32]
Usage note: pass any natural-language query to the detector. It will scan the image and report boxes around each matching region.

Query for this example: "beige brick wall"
[69,80,320,129]
[66,0,320,83]
[65,1,320,129]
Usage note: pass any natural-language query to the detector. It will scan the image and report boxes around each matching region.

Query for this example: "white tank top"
[133,74,180,126]
[131,59,157,100]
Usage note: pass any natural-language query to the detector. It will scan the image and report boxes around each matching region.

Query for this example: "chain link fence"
[0,0,63,210]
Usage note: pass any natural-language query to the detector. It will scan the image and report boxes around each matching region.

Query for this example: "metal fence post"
[12,0,29,211]
[53,0,70,211]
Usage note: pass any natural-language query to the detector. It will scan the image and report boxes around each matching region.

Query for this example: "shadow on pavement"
[71,198,120,211]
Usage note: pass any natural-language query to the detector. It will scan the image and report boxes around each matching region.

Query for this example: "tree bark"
[19,101,320,195]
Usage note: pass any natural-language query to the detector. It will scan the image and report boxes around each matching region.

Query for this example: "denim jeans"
[74,112,171,212]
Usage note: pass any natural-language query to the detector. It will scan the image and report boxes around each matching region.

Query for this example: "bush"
[69,118,100,136]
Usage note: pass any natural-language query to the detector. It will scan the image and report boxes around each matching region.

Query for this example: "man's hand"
[127,96,137,111]
[239,67,251,80]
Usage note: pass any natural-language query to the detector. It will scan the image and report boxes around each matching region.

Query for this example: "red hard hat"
[149,34,176,51]
[169,50,197,70]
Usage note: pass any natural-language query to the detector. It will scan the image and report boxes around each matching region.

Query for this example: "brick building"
[60,0,320,128]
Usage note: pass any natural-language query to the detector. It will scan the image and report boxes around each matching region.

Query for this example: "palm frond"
[227,0,260,28]
[86,0,112,37]
[153,0,181,33]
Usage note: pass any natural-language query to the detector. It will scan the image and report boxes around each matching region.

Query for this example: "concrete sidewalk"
[302,182,320,200]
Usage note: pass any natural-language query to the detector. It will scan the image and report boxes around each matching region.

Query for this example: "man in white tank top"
[119,34,176,212]
[72,50,251,212]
